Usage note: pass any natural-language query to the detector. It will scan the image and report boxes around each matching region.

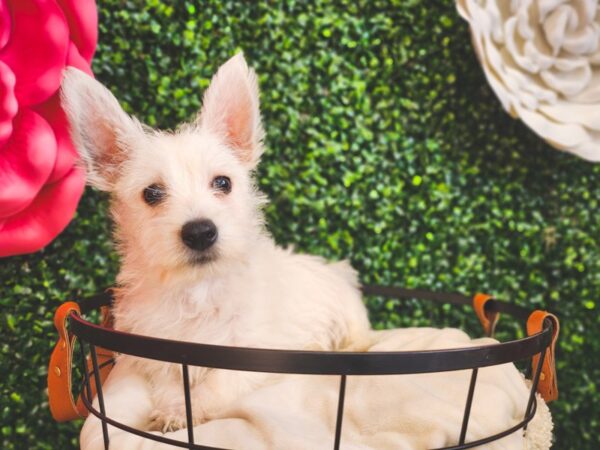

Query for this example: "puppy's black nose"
[181,219,218,251]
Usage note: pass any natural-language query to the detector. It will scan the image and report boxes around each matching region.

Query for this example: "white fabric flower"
[457,0,600,161]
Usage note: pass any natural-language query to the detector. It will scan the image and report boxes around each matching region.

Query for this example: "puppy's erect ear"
[61,68,143,191]
[197,53,264,166]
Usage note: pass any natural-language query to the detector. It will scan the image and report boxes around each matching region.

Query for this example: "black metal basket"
[69,285,555,450]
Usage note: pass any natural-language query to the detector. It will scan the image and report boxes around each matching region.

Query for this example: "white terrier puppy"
[62,53,371,448]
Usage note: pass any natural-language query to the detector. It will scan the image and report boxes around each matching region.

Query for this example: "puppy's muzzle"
[181,219,218,251]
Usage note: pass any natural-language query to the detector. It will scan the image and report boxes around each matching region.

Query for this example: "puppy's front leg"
[149,368,273,430]
[80,357,153,450]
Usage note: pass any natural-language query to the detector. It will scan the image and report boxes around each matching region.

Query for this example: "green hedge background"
[2,1,599,448]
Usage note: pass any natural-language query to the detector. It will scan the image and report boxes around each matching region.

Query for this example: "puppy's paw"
[149,408,205,433]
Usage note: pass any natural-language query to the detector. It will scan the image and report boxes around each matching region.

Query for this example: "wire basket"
[52,285,558,450]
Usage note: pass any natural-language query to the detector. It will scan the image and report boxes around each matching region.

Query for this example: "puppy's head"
[62,54,266,280]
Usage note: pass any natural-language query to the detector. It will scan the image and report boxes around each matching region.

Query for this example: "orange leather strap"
[527,310,560,403]
[48,302,115,422]
[48,301,82,421]
[472,293,500,337]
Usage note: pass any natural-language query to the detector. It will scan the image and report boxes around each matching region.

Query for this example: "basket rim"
[68,285,554,376]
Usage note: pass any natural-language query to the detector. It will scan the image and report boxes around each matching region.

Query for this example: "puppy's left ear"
[197,53,264,167]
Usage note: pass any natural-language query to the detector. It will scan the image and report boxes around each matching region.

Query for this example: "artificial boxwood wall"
[1,1,599,449]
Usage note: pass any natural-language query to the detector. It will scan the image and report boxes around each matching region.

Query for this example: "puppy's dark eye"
[143,183,166,205]
[212,176,231,194]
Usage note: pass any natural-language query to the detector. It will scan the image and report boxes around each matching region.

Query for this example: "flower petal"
[0,166,84,256]
[0,109,56,217]
[55,0,97,63]
[0,59,17,147]
[517,105,589,148]
[568,136,600,162]
[0,0,11,50]
[34,92,79,183]
[567,71,600,103]
[540,100,600,131]
[543,4,578,55]
[540,58,591,97]
[66,41,94,75]
[0,0,69,106]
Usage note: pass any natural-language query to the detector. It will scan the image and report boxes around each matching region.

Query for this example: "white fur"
[62,54,371,448]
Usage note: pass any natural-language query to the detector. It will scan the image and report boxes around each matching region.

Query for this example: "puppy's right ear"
[61,68,143,191]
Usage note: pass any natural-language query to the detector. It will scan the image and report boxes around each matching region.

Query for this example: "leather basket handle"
[48,302,83,422]
[527,310,560,403]
[48,302,115,422]
[473,293,500,337]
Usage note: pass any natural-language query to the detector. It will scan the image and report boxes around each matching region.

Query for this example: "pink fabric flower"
[0,0,96,257]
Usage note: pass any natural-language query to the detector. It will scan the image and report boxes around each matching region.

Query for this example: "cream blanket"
[89,328,553,449]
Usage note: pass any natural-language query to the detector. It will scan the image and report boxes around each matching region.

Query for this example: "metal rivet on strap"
[54,366,61,377]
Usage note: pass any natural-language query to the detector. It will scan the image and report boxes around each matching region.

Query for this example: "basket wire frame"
[72,286,554,450]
